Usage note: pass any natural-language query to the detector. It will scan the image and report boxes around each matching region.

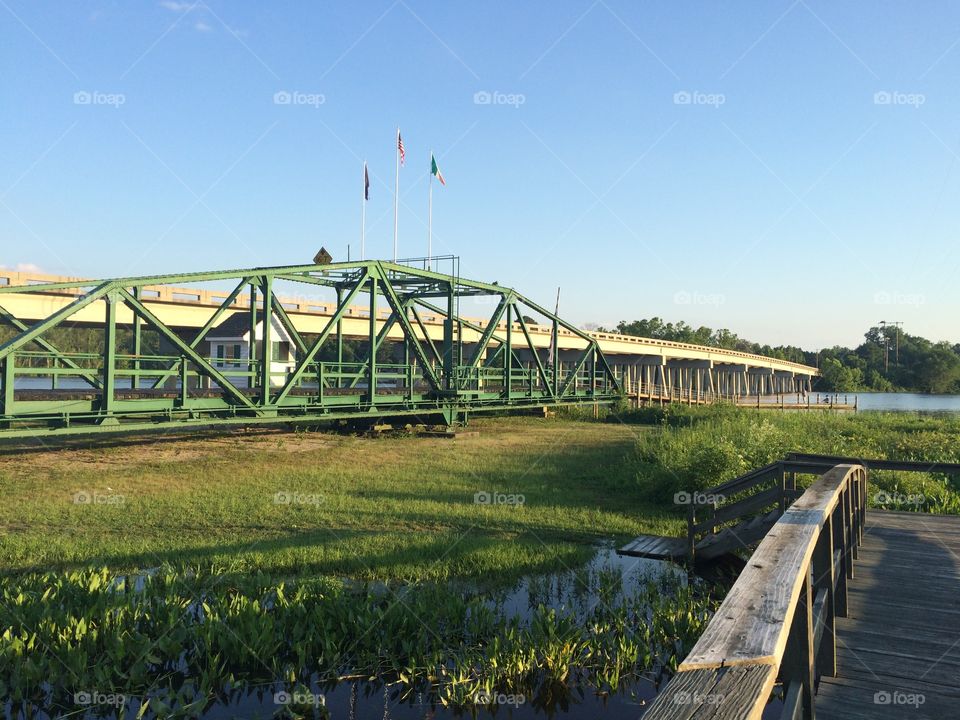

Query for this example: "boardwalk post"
[843,483,856,574]
[857,470,866,542]
[831,499,848,617]
[778,461,788,515]
[812,515,837,677]
[781,568,815,719]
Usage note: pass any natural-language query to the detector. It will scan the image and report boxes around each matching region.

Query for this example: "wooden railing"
[647,464,867,720]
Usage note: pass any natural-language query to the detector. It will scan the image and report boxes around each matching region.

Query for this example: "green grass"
[0,417,679,581]
[626,404,960,511]
[5,408,959,717]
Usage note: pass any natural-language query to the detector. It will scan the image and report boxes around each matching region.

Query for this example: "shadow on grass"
[2,526,600,587]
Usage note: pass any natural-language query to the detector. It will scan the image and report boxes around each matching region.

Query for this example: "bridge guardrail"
[646,463,867,720]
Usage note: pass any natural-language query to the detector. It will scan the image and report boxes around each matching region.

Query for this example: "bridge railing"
[645,463,867,720]
[683,461,797,561]
[629,380,739,405]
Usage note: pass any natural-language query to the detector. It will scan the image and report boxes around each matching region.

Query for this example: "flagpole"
[393,128,400,263]
[361,160,366,261]
[428,150,433,271]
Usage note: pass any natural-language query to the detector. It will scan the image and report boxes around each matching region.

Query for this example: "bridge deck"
[817,510,960,719]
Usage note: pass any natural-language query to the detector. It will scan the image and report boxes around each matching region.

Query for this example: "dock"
[816,510,960,718]
[637,461,960,720]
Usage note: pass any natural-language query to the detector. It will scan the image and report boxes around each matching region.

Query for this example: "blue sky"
[2,1,959,348]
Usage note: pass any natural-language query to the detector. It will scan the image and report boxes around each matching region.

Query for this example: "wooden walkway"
[817,510,960,719]
[642,463,960,720]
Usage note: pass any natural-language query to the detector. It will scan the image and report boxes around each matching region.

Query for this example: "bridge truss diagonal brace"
[375,266,443,393]
[347,310,399,390]
[409,303,445,369]
[269,289,308,356]
[117,287,258,412]
[462,293,509,383]
[273,269,370,405]
[514,310,554,400]
[559,345,594,398]
[0,302,102,389]
[0,281,115,362]
[512,291,620,395]
[148,276,251,390]
[413,297,522,375]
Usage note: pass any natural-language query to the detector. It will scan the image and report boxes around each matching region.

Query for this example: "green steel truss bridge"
[0,259,623,439]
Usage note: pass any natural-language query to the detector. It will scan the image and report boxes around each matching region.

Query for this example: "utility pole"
[879,320,903,370]
[878,321,889,372]
[890,321,903,365]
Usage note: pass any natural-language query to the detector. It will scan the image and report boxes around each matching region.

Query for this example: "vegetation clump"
[628,405,960,511]
[1,565,718,718]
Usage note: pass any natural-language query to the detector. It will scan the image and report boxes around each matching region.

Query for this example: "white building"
[207,311,296,387]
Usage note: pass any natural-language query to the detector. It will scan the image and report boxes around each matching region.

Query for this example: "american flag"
[397,130,405,166]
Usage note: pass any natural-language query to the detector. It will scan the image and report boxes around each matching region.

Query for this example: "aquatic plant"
[0,564,719,718]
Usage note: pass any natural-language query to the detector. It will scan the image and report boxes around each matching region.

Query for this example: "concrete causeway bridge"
[639,455,960,720]
[0,259,816,439]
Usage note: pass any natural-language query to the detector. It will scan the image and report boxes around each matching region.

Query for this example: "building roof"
[208,311,295,345]
[209,311,255,339]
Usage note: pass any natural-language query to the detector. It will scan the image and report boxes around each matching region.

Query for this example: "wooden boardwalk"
[642,464,960,720]
[817,510,960,719]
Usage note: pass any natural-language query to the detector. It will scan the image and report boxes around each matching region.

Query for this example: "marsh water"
[9,544,793,720]
[178,547,679,719]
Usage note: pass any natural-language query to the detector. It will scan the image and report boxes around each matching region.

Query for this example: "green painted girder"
[0,259,621,438]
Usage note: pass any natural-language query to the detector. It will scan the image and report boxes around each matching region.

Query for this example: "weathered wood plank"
[707,462,780,497]
[617,533,686,559]
[817,679,951,720]
[835,646,960,689]
[785,452,960,475]
[638,665,777,720]
[696,486,781,532]
[833,626,960,664]
[680,466,856,670]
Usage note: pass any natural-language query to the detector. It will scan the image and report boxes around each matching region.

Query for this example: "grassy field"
[626,405,960,511]
[0,417,681,582]
[6,408,960,716]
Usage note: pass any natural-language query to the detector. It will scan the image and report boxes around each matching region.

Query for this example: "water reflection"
[10,546,702,719]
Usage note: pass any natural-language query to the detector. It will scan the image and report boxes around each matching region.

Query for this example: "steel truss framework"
[0,261,621,439]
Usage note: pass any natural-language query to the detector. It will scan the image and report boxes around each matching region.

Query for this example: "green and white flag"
[430,153,446,185]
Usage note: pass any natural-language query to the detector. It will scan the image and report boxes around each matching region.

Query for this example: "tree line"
[601,319,960,394]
